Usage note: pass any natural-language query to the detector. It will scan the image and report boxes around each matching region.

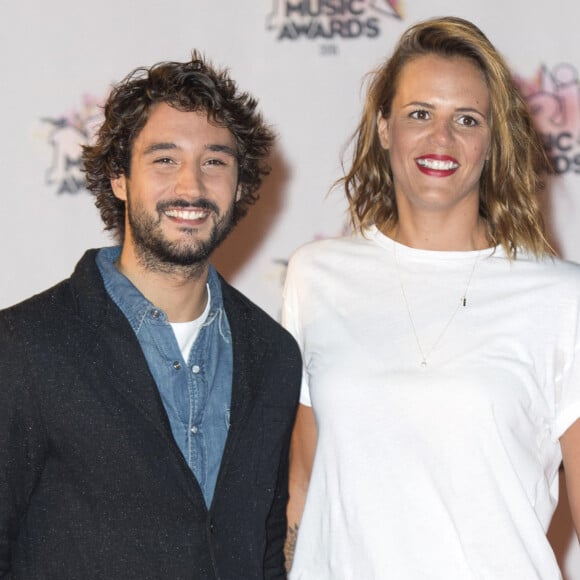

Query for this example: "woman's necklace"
[393,240,480,368]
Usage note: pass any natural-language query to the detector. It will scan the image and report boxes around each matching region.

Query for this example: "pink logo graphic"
[43,94,104,194]
[517,64,580,175]
[369,0,402,17]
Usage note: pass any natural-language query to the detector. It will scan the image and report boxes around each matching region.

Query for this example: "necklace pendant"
[393,239,479,374]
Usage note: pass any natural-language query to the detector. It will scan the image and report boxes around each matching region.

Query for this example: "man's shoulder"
[1,276,72,325]
[219,275,280,329]
[0,249,106,334]
[219,276,302,406]
[219,276,299,350]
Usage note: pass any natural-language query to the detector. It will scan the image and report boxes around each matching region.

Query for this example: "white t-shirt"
[170,284,211,361]
[282,226,580,580]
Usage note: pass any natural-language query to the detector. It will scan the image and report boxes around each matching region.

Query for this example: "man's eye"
[410,110,429,120]
[205,158,227,166]
[154,157,175,165]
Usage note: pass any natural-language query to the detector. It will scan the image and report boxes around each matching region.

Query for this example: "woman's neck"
[381,215,490,251]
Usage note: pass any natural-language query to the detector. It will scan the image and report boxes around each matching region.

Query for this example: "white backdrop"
[2,1,580,575]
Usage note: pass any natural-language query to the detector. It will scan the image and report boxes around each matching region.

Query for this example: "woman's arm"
[284,404,318,572]
[560,418,580,540]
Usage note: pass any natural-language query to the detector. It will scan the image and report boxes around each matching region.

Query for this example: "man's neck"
[115,252,210,323]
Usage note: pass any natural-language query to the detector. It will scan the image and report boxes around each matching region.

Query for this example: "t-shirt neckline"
[364,224,503,262]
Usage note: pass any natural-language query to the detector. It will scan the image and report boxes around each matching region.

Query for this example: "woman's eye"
[459,115,478,127]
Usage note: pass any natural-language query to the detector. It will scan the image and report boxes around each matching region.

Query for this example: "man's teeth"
[165,209,207,220]
[416,158,459,170]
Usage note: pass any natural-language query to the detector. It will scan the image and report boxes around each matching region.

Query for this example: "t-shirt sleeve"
[281,255,312,407]
[553,277,580,438]
[554,342,580,439]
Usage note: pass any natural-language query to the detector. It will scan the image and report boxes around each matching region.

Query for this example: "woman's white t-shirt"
[282,226,580,580]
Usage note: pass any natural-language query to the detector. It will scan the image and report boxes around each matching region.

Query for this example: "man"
[0,53,301,579]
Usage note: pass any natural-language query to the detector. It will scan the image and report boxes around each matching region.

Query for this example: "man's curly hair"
[82,51,275,242]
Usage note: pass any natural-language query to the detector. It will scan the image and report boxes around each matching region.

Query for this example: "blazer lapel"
[70,251,177,447]
[90,310,208,505]
[94,313,176,443]
[69,250,211,507]
[218,280,268,478]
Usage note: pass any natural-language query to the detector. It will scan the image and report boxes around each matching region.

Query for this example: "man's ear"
[235,182,242,203]
[111,175,128,201]
[377,112,390,150]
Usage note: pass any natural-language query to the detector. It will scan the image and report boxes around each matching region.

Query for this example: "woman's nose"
[429,119,453,146]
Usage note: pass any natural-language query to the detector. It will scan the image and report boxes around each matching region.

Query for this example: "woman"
[282,16,580,579]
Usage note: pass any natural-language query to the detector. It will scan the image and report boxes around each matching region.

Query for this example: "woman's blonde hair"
[341,16,552,257]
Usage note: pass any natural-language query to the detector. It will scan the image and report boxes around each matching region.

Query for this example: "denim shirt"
[96,247,233,507]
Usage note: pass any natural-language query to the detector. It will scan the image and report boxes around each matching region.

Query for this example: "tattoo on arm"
[284,523,299,572]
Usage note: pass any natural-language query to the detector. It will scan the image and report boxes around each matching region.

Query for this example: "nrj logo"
[43,95,104,194]
[517,63,580,176]
[266,0,403,42]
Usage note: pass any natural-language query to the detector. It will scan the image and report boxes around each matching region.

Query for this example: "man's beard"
[126,192,235,273]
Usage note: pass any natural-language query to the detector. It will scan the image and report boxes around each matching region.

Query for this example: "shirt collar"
[96,246,225,332]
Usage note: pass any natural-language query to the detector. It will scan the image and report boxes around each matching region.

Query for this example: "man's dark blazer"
[0,250,301,579]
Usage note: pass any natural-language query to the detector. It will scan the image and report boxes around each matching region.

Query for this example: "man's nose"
[175,164,203,197]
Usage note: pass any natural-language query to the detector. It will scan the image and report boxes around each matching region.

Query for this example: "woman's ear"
[377,112,390,150]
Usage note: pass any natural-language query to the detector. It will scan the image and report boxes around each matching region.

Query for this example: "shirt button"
[191,425,199,434]
[151,309,160,318]
[172,361,181,370]
[191,364,201,374]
